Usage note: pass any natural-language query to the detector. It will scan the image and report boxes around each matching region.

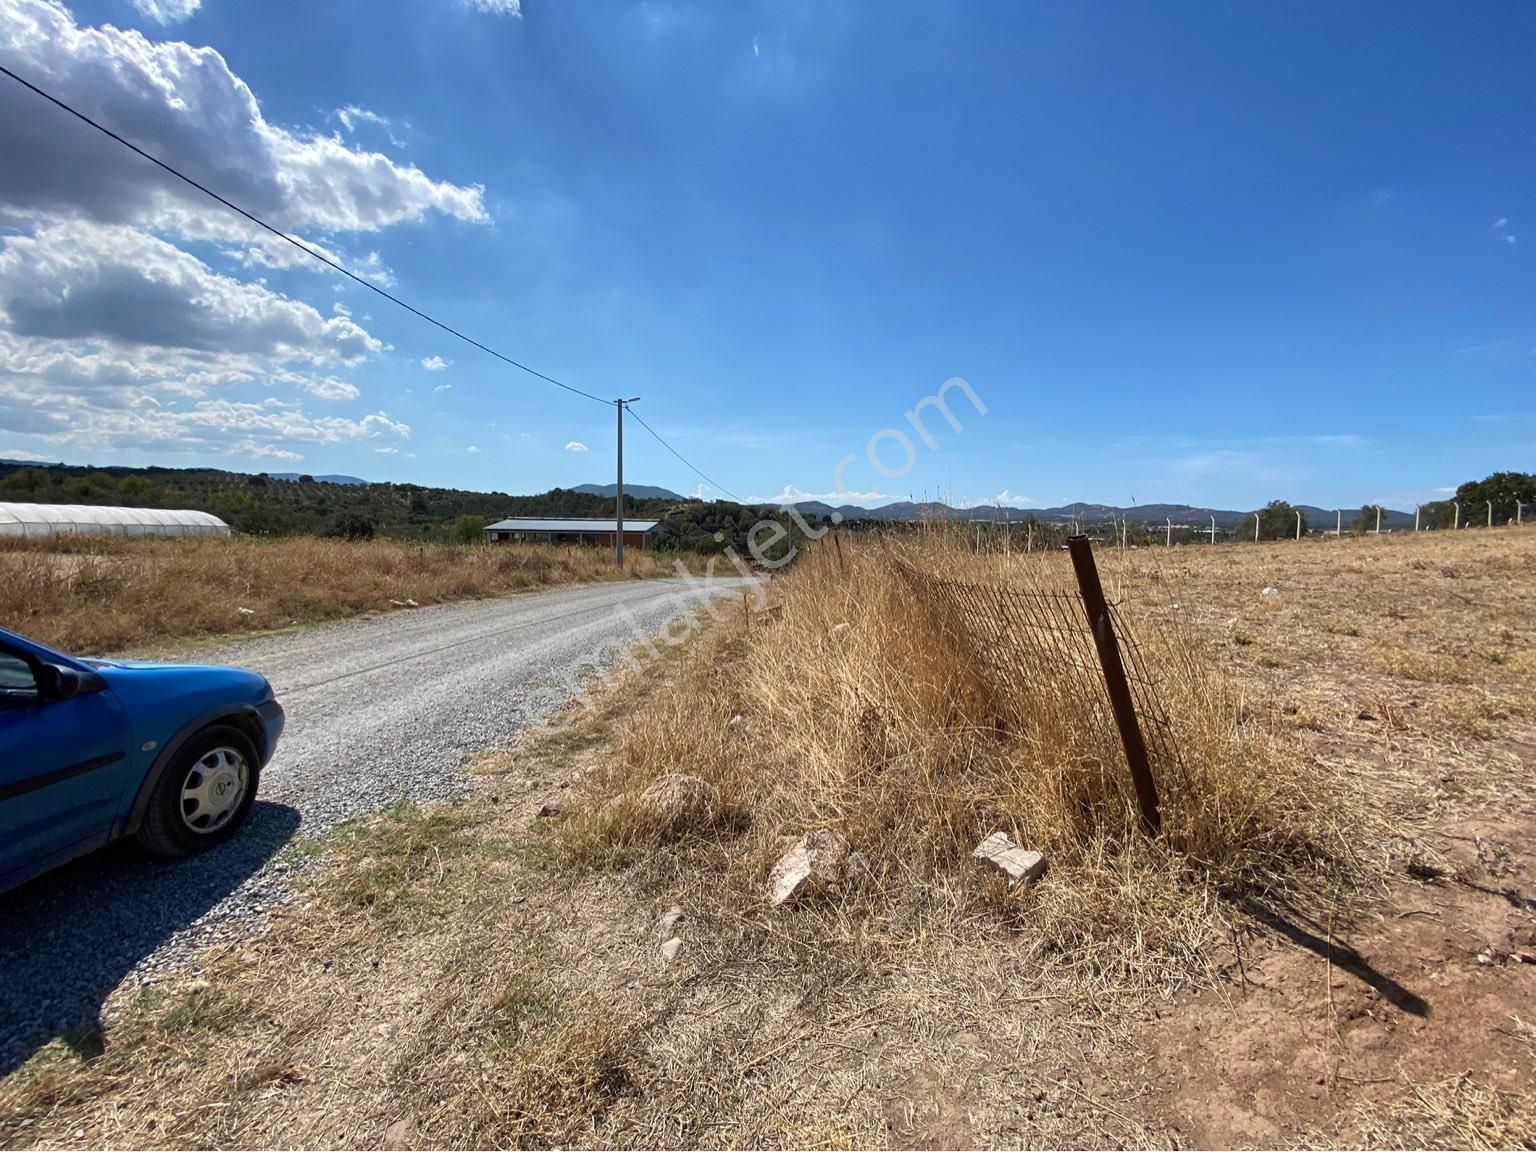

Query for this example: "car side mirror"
[36,666,85,703]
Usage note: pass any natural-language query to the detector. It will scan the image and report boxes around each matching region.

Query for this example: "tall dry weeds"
[0,535,698,654]
[565,530,1363,988]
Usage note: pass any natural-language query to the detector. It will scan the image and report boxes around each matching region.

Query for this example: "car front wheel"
[136,723,260,857]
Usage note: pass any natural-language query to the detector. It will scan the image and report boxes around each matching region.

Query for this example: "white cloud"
[466,445,481,454]
[0,221,381,364]
[992,490,1035,507]
[1506,234,1518,245]
[1494,217,1509,229]
[433,382,452,393]
[467,0,521,14]
[0,0,477,462]
[0,447,51,460]
[564,441,588,453]
[375,445,398,455]
[131,0,199,24]
[0,222,401,458]
[421,355,450,371]
[336,105,388,134]
[295,376,361,401]
[749,484,892,506]
[0,0,487,244]
[0,376,411,460]
[335,105,412,153]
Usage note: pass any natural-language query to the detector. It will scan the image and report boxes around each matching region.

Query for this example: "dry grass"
[562,527,1360,991]
[1351,1075,1536,1150]
[0,797,646,1149]
[0,534,699,654]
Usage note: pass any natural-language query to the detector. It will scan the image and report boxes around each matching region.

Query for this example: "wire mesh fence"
[892,545,1180,832]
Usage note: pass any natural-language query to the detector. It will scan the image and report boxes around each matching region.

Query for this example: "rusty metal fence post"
[1066,534,1162,835]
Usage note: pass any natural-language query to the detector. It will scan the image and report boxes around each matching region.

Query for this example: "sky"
[0,0,1531,511]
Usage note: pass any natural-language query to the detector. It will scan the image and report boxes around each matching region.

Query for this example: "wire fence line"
[892,550,1180,833]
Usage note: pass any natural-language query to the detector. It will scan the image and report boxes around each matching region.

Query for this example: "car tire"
[136,723,261,857]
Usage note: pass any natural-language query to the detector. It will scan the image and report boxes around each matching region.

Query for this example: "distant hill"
[782,499,1417,531]
[573,483,686,501]
[269,472,368,486]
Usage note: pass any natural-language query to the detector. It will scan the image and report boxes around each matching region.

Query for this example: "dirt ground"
[0,528,1532,1149]
[1133,530,1536,1148]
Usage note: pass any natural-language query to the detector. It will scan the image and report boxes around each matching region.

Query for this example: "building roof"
[484,517,661,533]
[0,502,229,538]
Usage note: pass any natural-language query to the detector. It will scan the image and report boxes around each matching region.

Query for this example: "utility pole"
[1165,517,1172,548]
[1296,509,1303,540]
[1488,500,1494,528]
[1254,513,1260,542]
[1209,515,1216,545]
[1375,505,1382,535]
[1454,501,1460,530]
[1336,509,1342,536]
[614,396,641,567]
[1414,505,1420,532]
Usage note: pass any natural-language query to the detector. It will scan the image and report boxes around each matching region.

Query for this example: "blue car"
[0,626,284,894]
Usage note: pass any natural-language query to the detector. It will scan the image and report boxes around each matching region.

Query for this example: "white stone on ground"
[972,831,1047,887]
[768,829,849,906]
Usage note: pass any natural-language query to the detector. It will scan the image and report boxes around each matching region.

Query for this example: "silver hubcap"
[180,747,249,834]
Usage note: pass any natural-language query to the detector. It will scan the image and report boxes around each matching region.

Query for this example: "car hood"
[82,658,274,706]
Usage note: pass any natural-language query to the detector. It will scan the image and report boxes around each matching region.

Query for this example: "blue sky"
[0,0,1530,510]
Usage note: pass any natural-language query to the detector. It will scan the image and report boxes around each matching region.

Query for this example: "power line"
[0,62,609,407]
[0,61,754,505]
[625,407,746,504]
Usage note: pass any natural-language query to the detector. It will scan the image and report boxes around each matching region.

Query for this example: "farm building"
[483,517,661,550]
[0,502,229,539]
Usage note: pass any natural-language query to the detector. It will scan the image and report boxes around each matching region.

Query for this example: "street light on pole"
[615,396,641,568]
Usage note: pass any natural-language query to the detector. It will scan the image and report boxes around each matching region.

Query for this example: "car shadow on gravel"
[0,800,301,1077]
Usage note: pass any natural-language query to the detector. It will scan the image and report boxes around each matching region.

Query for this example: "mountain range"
[776,499,1416,530]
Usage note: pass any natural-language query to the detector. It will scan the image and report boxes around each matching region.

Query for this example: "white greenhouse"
[0,502,230,539]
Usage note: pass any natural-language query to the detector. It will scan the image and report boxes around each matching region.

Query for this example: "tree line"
[0,461,826,557]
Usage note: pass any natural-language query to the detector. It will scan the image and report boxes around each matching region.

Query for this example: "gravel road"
[0,575,745,1073]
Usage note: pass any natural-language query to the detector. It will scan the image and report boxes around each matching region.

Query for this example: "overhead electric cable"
[2,61,759,507]
[624,407,746,504]
[0,62,609,406]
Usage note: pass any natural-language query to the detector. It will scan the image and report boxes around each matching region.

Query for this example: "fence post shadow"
[1237,896,1430,1018]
